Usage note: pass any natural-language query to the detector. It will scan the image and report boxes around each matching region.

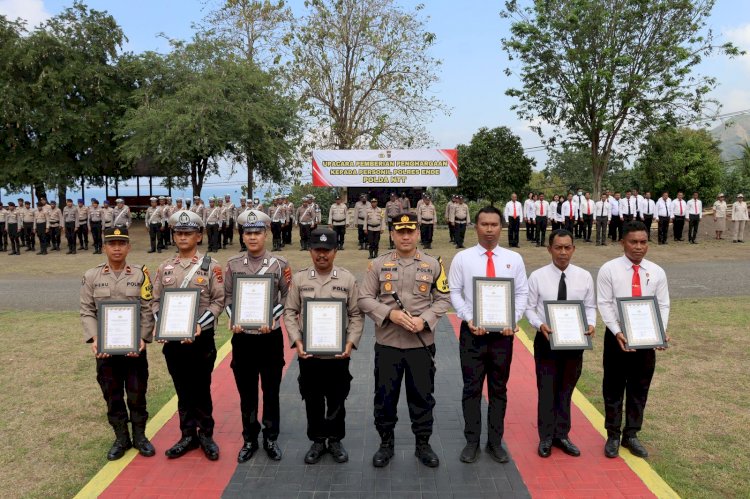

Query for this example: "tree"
[456,126,534,206]
[501,0,742,198]
[288,0,446,149]
[634,127,723,198]
[545,145,627,193]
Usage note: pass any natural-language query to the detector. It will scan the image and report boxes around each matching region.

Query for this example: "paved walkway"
[78,316,676,498]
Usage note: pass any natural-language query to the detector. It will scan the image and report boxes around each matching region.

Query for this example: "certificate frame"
[616,296,667,349]
[155,288,200,341]
[472,277,515,332]
[302,298,347,355]
[97,301,141,355]
[543,300,592,350]
[231,275,274,329]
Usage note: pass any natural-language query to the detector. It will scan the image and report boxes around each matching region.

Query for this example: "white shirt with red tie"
[688,199,702,218]
[580,198,595,217]
[534,200,550,219]
[670,198,686,218]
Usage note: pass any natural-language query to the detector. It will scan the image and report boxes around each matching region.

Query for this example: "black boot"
[372,432,394,467]
[107,423,132,461]
[132,423,156,457]
[415,436,439,467]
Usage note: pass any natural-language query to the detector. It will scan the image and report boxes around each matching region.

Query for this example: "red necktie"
[513,203,517,218]
[679,201,683,215]
[587,201,590,215]
[569,203,573,218]
[694,201,698,214]
[632,265,641,297]
[486,250,495,277]
[540,202,544,216]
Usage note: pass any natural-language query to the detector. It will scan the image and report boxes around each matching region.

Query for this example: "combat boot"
[107,423,132,461]
[372,431,394,467]
[132,423,155,457]
[415,435,439,467]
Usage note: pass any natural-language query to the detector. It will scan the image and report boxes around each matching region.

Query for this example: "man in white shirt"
[594,193,611,246]
[655,192,672,245]
[639,192,656,241]
[597,221,670,459]
[534,193,550,247]
[524,192,536,242]
[732,193,748,242]
[574,188,586,239]
[670,191,687,242]
[619,190,637,224]
[687,191,702,244]
[526,229,596,458]
[580,192,595,242]
[561,193,577,233]
[448,206,528,465]
[503,193,523,248]
[609,192,622,241]
[632,189,645,219]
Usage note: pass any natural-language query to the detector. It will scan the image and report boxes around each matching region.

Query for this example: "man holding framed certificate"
[80,227,156,461]
[448,206,529,465]
[525,229,596,458]
[283,228,363,465]
[597,221,670,459]
[153,210,225,461]
[225,209,291,463]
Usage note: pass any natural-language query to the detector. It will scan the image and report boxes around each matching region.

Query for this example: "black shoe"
[538,439,552,458]
[147,249,156,253]
[459,441,479,463]
[328,440,348,463]
[132,427,156,457]
[237,440,259,463]
[486,442,509,463]
[372,432,394,467]
[604,436,620,458]
[263,439,282,461]
[415,437,439,467]
[198,433,220,461]
[304,441,328,464]
[622,436,649,458]
[107,427,132,461]
[165,435,199,459]
[553,438,580,457]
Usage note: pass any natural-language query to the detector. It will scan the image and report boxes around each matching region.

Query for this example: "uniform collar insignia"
[191,255,199,263]
[125,265,132,274]
[415,252,421,259]
[310,269,316,278]
[332,269,338,278]
[244,257,248,265]
[263,258,268,266]
[102,265,110,274]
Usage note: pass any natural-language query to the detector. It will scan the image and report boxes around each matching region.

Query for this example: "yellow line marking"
[516,325,680,499]
[74,338,234,499]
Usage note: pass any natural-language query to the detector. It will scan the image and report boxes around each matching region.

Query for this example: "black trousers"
[643,215,654,240]
[367,229,381,252]
[596,217,609,245]
[207,223,220,251]
[581,214,593,241]
[65,222,76,251]
[90,221,102,251]
[282,222,292,244]
[535,216,548,245]
[238,224,246,250]
[602,329,655,439]
[23,221,34,247]
[225,217,234,245]
[0,223,6,249]
[673,215,685,240]
[454,222,467,247]
[49,226,61,249]
[658,216,670,244]
[526,219,535,241]
[688,214,700,242]
[7,223,19,253]
[534,332,583,440]
[622,214,634,224]
[357,223,366,246]
[231,329,285,442]
[333,225,346,247]
[459,322,513,446]
[35,222,47,251]
[149,223,162,251]
[77,222,89,248]
[420,223,434,245]
[610,217,622,241]
[163,328,217,437]
[551,220,561,231]
[96,351,149,427]
[507,217,520,247]
[448,222,455,242]
[575,218,584,238]
[270,221,282,246]
[564,217,576,233]
[298,357,352,442]
[373,343,436,437]
[299,223,312,248]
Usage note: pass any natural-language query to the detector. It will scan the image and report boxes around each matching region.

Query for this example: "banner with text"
[312,149,458,187]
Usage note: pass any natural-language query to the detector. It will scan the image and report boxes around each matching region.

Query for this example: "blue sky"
[3,0,750,201]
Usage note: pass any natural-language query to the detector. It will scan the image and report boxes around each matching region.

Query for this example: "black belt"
[455,218,466,221]
[422,218,433,222]
[49,223,60,226]
[368,224,381,228]
[333,219,346,222]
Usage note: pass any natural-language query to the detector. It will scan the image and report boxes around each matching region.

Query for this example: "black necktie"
[557,272,567,300]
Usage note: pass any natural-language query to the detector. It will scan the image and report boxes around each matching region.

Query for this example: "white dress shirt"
[580,198,595,217]
[594,200,611,220]
[561,200,578,220]
[596,255,670,335]
[525,263,597,331]
[534,200,550,218]
[656,198,672,217]
[639,199,656,218]
[549,201,558,220]
[449,244,529,324]
[619,196,638,217]
[671,198,686,218]
[504,200,523,223]
[609,197,620,216]
[688,199,702,218]
[574,194,586,217]
[524,199,535,220]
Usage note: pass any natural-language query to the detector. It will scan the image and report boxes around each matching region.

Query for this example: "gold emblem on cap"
[400,215,409,223]
[113,229,121,236]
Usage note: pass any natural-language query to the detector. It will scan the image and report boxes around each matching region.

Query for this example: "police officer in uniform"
[282,195,294,247]
[89,198,104,254]
[386,192,402,249]
[145,197,164,254]
[297,195,317,250]
[236,197,249,251]
[225,209,291,463]
[355,193,369,250]
[451,195,470,248]
[284,227,363,464]
[113,198,131,228]
[22,201,35,251]
[80,227,157,461]
[5,202,21,255]
[364,198,386,259]
[445,194,457,243]
[328,194,348,250]
[358,213,451,468]
[204,197,222,252]
[77,199,90,250]
[417,194,436,249]
[33,202,49,255]
[63,199,79,254]
[47,200,63,251]
[0,203,7,252]
[153,210,225,460]
[268,196,286,251]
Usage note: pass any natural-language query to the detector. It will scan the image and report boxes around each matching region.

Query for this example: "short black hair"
[623,220,648,237]
[548,229,574,247]
[474,205,503,224]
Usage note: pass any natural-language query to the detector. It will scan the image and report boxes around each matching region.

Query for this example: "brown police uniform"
[328,202,348,249]
[284,265,363,444]
[63,205,79,253]
[297,202,318,250]
[145,205,165,253]
[33,208,49,253]
[113,204,131,228]
[450,203,470,248]
[385,199,402,249]
[77,205,90,249]
[355,199,369,249]
[0,207,7,252]
[417,202,436,248]
[152,252,225,438]
[364,205,386,258]
[89,205,104,253]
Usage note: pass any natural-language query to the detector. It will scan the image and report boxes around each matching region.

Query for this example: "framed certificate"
[303,298,347,355]
[543,301,592,350]
[616,296,667,349]
[155,288,200,341]
[232,275,274,329]
[97,302,141,355]
[473,277,515,332]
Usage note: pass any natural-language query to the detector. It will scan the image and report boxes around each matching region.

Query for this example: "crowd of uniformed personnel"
[78,195,675,471]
